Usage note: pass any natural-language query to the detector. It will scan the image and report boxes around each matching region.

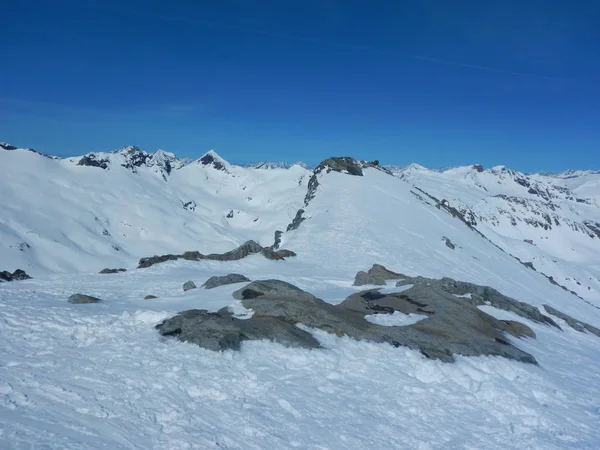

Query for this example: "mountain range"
[2,140,600,448]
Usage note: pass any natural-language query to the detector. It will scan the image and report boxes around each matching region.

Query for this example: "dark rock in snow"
[202,274,251,289]
[158,278,543,364]
[183,281,197,292]
[99,268,127,274]
[353,264,405,286]
[0,269,32,282]
[144,295,158,300]
[442,236,456,249]
[68,294,102,304]
[137,240,296,269]
[77,154,110,169]
[286,209,306,232]
[543,304,600,337]
[156,308,321,351]
[199,152,226,171]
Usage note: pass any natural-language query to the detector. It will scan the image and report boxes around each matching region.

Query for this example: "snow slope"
[393,164,600,304]
[0,145,309,274]
[2,144,600,448]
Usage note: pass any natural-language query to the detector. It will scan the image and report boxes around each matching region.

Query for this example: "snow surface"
[2,146,600,448]
[365,311,427,326]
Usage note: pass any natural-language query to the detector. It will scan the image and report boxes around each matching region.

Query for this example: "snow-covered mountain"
[2,141,600,448]
[393,163,600,304]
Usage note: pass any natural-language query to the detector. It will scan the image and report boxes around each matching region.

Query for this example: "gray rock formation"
[183,281,197,292]
[144,295,157,300]
[0,269,32,282]
[353,264,405,286]
[202,274,251,289]
[68,294,102,304]
[442,236,456,249]
[543,305,600,337]
[137,240,296,269]
[157,278,550,364]
[99,268,127,274]
[157,308,321,351]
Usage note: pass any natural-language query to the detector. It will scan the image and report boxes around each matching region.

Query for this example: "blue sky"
[1,0,599,172]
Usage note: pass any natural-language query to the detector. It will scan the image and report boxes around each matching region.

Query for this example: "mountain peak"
[198,149,228,171]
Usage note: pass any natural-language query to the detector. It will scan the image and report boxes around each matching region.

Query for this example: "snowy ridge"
[393,163,600,303]
[2,142,600,448]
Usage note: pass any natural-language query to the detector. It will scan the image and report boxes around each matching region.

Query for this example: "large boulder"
[183,281,197,292]
[156,308,320,351]
[353,264,405,286]
[0,269,32,282]
[68,294,102,304]
[99,268,127,274]
[202,274,250,289]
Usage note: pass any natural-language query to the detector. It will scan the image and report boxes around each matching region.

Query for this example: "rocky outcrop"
[0,269,32,282]
[157,277,559,364]
[442,236,456,249]
[137,240,296,269]
[99,268,127,274]
[68,294,102,304]
[353,264,404,286]
[202,274,250,289]
[286,209,306,232]
[77,154,110,169]
[183,281,197,292]
[543,305,600,337]
[144,295,157,300]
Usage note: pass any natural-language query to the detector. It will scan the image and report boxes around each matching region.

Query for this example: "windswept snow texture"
[2,145,600,448]
[2,262,600,449]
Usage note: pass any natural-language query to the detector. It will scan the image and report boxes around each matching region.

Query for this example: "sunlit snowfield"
[2,257,600,449]
[2,147,600,448]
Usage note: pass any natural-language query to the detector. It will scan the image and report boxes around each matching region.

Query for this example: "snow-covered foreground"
[2,260,600,449]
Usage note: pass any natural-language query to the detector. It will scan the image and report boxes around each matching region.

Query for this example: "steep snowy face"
[391,164,600,302]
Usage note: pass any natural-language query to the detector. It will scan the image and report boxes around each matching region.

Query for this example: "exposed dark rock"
[77,154,110,169]
[199,153,225,171]
[159,278,541,364]
[137,240,296,269]
[524,239,534,245]
[68,294,102,304]
[226,210,234,218]
[144,295,157,300]
[0,142,18,150]
[304,156,364,207]
[202,274,251,289]
[473,164,484,172]
[182,201,196,211]
[1,142,58,159]
[99,268,127,274]
[270,230,283,250]
[543,305,600,337]
[353,264,405,286]
[436,277,560,328]
[156,308,321,351]
[0,269,32,282]
[183,281,197,292]
[442,237,456,249]
[286,209,306,232]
